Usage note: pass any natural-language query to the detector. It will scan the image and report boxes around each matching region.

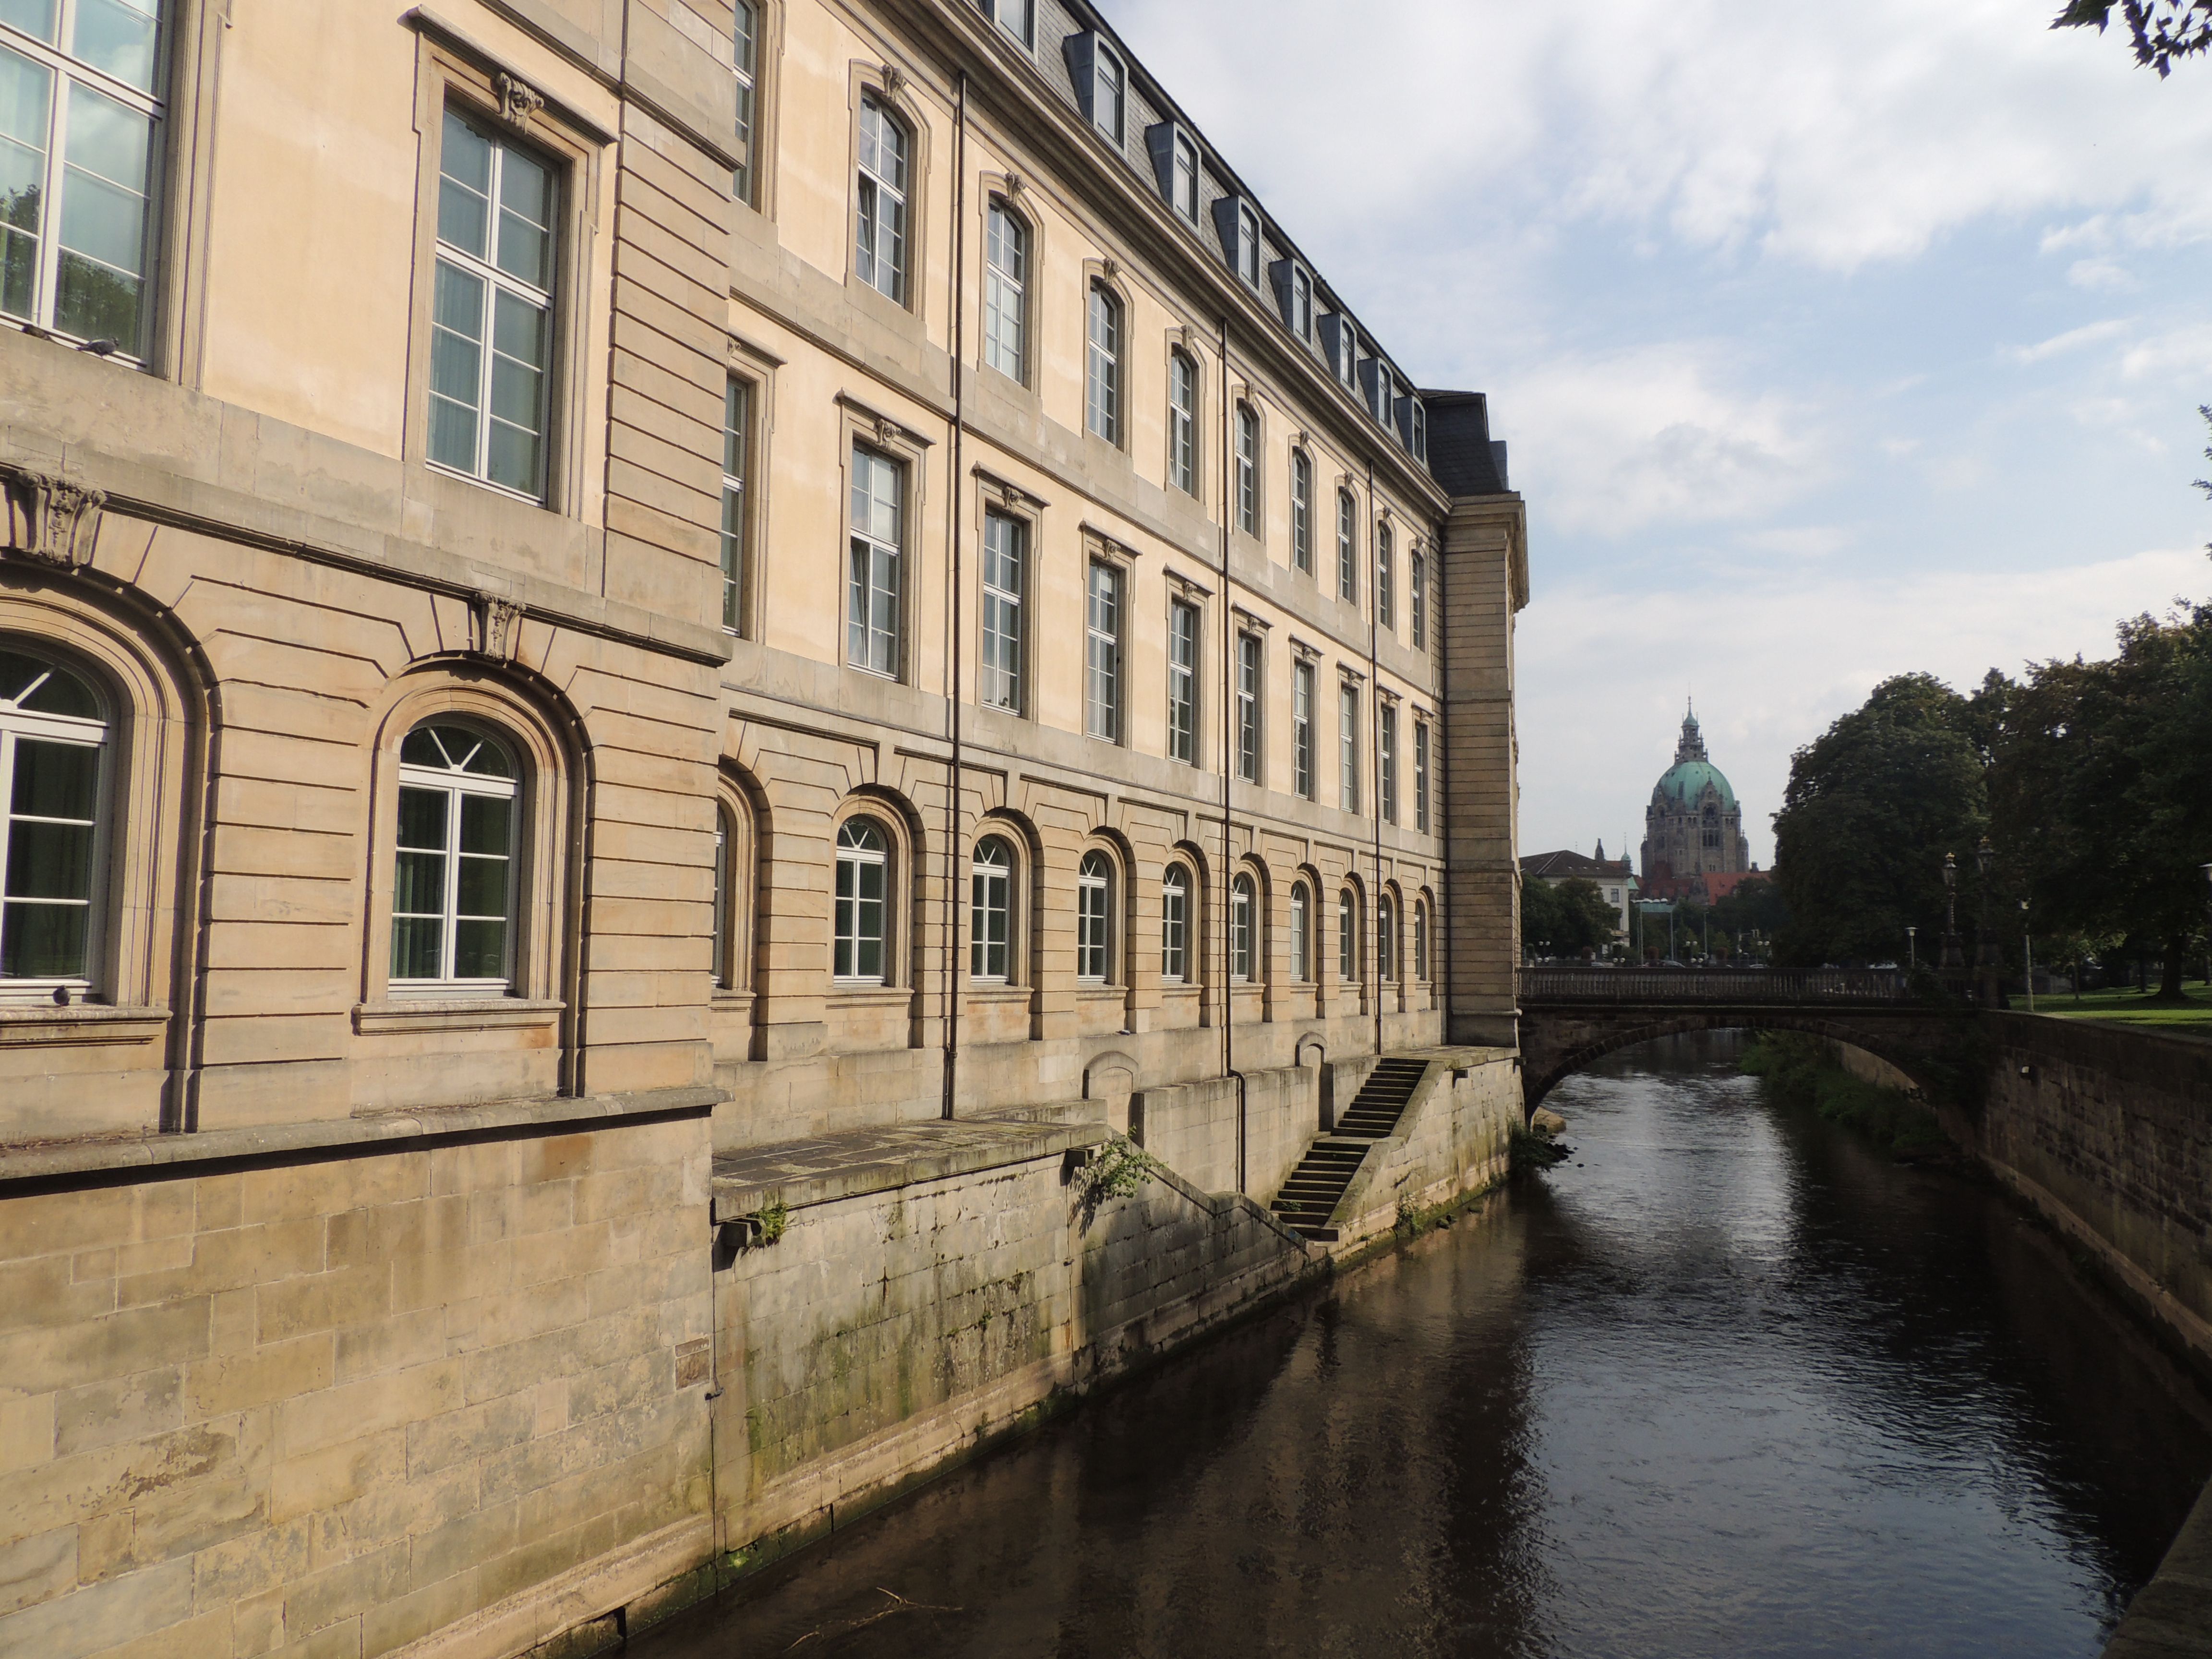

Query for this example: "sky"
[1108,0,2212,868]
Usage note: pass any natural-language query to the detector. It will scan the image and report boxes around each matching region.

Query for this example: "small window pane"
[0,1,58,45]
[12,735,96,820]
[438,111,493,257]
[70,0,158,92]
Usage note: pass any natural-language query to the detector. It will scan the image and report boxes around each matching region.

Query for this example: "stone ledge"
[353,996,566,1034]
[711,1113,1112,1219]
[0,1084,725,1188]
[0,1002,168,1046]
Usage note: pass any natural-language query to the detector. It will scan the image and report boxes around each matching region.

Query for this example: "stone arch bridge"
[1518,968,1971,1113]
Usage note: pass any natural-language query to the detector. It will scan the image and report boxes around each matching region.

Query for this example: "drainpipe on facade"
[1367,459,1383,1062]
[1219,316,1246,1193]
[941,71,968,1122]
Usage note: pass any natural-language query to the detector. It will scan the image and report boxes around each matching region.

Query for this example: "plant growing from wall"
[1076,1137,1159,1227]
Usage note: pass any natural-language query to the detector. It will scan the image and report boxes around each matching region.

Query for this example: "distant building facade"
[1521,844,1635,939]
[1641,708,1751,901]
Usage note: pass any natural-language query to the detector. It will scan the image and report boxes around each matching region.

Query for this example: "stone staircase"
[1269,1057,1431,1242]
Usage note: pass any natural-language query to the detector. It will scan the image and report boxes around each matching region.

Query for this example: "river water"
[638,1034,2212,1658]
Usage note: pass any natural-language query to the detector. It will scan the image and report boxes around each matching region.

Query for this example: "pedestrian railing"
[1520,967,1916,1005]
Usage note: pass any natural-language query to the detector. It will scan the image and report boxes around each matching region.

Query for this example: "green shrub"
[1741,1034,1951,1161]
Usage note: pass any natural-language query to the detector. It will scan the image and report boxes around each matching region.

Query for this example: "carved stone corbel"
[879,63,905,99]
[471,593,525,662]
[496,72,544,130]
[1,469,105,571]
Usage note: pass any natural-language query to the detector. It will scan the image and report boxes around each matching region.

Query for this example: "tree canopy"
[2054,0,2212,76]
[1522,877,1620,961]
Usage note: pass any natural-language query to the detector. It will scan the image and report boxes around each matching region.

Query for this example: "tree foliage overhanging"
[2054,1,2212,76]
[1521,876,1621,961]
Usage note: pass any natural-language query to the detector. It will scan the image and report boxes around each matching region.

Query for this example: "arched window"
[711,796,754,993]
[834,818,890,983]
[1168,348,1197,495]
[1162,862,1190,984]
[1289,882,1310,983]
[1231,873,1256,981]
[0,647,105,993]
[984,200,1027,382]
[856,96,909,303]
[712,809,731,989]
[1086,281,1121,444]
[1338,887,1357,982]
[1377,893,1396,983]
[393,722,519,989]
[1414,899,1430,983]
[1077,850,1112,983]
[972,835,1013,981]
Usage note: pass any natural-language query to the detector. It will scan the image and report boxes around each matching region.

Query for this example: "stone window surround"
[402,40,606,518]
[1073,839,1125,989]
[712,773,758,1010]
[1159,852,1201,990]
[844,63,933,322]
[968,814,1035,989]
[978,180,1041,392]
[1082,263,1131,454]
[356,673,573,1035]
[732,0,787,222]
[722,333,781,643]
[1231,393,1264,545]
[1164,566,1211,770]
[970,468,1044,721]
[828,793,915,995]
[836,395,933,686]
[1229,860,1268,988]
[0,585,190,1046]
[1165,333,1205,500]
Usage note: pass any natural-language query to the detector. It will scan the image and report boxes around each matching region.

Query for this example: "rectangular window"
[847,445,902,677]
[1411,398,1428,463]
[1290,268,1311,341]
[1337,320,1358,389]
[1415,719,1431,833]
[1380,704,1398,826]
[984,201,1027,382]
[1290,451,1312,574]
[1235,404,1258,537]
[1171,131,1198,221]
[1167,599,1198,764]
[1290,886,1309,982]
[1235,203,1259,286]
[0,0,165,358]
[1236,633,1261,783]
[721,379,748,632]
[1338,683,1359,812]
[1410,550,1426,649]
[733,0,757,204]
[855,96,908,303]
[1336,490,1357,603]
[1291,660,1314,799]
[1375,523,1395,631]
[1168,349,1196,495]
[1086,561,1120,741]
[994,0,1033,48]
[430,109,556,500]
[1086,282,1120,445]
[1093,43,1124,145]
[980,510,1024,712]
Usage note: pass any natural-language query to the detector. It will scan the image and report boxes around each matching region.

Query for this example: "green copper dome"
[1652,759,1737,811]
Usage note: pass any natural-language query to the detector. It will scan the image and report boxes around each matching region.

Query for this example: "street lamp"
[1941,853,1965,973]
[1976,836,1999,1008]
[1907,925,1917,971]
[2021,898,2034,1014]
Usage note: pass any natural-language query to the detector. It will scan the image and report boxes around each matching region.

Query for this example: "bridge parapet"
[1523,967,1912,1005]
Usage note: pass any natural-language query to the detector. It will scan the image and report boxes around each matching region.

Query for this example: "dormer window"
[992,0,1033,49]
[1172,132,1198,220]
[1411,398,1428,462]
[1334,316,1358,389]
[1236,203,1259,286]
[1093,42,1124,145]
[1290,268,1312,341]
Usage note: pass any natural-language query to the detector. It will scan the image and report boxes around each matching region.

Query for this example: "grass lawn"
[2035,984,2212,1035]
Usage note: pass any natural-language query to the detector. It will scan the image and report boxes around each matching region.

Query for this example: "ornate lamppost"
[1940,853,1965,974]
[1907,926,1917,971]
[1976,835,2000,1008]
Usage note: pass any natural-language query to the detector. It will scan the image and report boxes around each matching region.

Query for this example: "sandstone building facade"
[0,0,1527,1654]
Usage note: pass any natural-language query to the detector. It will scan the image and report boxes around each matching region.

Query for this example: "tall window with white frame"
[994,0,1033,49]
[1231,873,1256,981]
[971,835,1012,980]
[1338,887,1356,983]
[1077,851,1112,982]
[1337,320,1358,389]
[1166,598,1198,764]
[1336,488,1357,603]
[1091,41,1123,144]
[1161,863,1190,984]
[984,200,1026,382]
[1338,682,1359,812]
[1291,658,1314,799]
[1086,282,1120,444]
[854,96,907,303]
[391,723,518,991]
[1171,131,1198,221]
[1414,718,1431,833]
[1289,268,1312,341]
[1415,899,1430,982]
[711,810,732,989]
[1379,702,1398,826]
[721,379,748,633]
[430,109,556,500]
[1085,561,1120,741]
[1236,633,1261,783]
[848,445,902,677]
[833,819,888,983]
[1167,348,1196,495]
[980,509,1024,712]
[1290,451,1313,575]
[1410,548,1426,649]
[1235,404,1258,537]
[1412,398,1428,462]
[732,0,757,204]
[0,0,165,358]
[1375,522,1395,631]
[1377,893,1396,983]
[1235,202,1259,286]
[0,648,104,995]
[1289,883,1310,983]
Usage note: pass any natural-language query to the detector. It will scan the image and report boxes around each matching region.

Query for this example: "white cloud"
[2008,319,2130,366]
[2068,257,2136,291]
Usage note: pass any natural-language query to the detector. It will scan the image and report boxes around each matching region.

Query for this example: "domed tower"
[1640,706,1750,890]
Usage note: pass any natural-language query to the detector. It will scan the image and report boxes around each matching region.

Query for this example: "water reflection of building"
[1640,707,1752,903]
